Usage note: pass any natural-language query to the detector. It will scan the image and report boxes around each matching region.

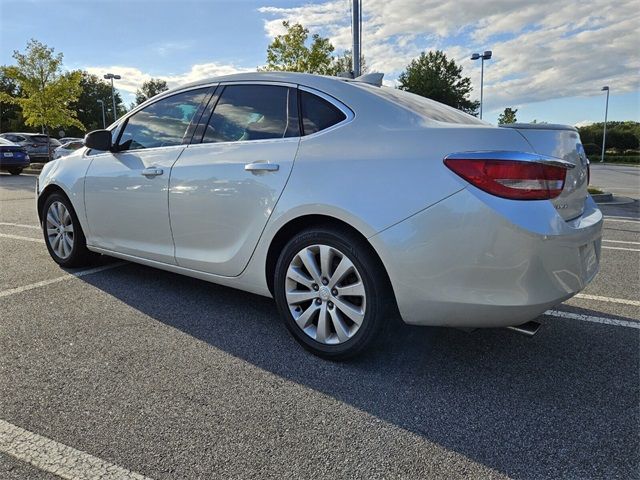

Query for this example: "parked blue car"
[0,137,30,175]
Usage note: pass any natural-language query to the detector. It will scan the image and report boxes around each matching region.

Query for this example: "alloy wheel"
[285,244,366,345]
[46,201,74,259]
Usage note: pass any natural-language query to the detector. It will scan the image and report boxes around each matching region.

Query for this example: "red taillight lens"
[444,159,567,200]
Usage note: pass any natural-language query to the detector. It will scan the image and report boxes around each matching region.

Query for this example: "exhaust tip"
[506,321,541,337]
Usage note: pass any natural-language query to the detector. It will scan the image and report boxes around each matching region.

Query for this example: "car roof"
[154,71,381,103]
[2,132,48,137]
[176,71,349,90]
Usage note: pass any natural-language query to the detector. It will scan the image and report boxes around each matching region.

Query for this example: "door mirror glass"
[84,130,112,151]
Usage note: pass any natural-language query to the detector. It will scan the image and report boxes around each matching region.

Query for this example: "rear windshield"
[30,135,50,143]
[357,85,486,125]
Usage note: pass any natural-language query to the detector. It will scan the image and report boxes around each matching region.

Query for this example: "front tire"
[8,168,22,175]
[41,192,95,268]
[274,226,391,360]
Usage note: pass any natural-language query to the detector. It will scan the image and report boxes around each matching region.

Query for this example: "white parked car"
[37,72,602,359]
[53,140,85,159]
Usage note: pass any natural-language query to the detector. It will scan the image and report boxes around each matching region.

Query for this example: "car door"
[169,83,300,276]
[84,87,210,264]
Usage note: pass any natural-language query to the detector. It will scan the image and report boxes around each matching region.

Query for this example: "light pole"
[97,100,106,129]
[471,50,492,119]
[352,0,361,78]
[103,73,121,122]
[600,86,610,163]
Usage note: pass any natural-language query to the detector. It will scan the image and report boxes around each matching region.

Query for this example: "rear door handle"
[141,167,164,177]
[244,162,279,173]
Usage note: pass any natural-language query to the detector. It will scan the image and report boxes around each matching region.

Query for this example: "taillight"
[444,157,567,200]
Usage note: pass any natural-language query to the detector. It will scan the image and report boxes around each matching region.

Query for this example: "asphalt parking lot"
[1,168,638,479]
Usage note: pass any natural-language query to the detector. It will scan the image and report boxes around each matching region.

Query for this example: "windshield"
[356,84,487,125]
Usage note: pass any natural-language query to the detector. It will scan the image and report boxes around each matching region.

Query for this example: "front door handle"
[244,162,279,173]
[141,167,164,177]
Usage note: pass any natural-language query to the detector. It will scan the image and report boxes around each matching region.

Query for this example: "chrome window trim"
[444,151,575,169]
[298,85,355,139]
[185,136,300,150]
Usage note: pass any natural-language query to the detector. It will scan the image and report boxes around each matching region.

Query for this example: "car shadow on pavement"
[79,262,640,480]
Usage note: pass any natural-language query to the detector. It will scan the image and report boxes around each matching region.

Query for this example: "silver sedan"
[36,72,602,359]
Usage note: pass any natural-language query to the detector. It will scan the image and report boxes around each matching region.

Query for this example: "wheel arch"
[264,214,398,312]
[37,184,70,223]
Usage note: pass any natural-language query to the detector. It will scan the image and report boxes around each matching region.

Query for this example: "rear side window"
[117,88,208,151]
[202,85,295,143]
[31,135,50,144]
[299,90,346,135]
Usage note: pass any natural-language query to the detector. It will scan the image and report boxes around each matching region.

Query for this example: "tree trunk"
[45,126,51,162]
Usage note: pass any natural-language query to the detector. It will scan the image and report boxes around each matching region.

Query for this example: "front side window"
[66,141,84,150]
[202,85,293,143]
[299,90,347,135]
[116,88,208,151]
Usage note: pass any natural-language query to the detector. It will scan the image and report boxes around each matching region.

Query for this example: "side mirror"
[84,129,112,151]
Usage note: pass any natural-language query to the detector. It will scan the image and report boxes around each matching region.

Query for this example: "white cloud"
[258,0,640,111]
[85,62,252,94]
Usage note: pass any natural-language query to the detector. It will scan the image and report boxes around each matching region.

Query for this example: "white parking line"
[0,262,125,299]
[605,216,640,221]
[0,232,43,243]
[0,221,40,229]
[602,246,640,252]
[604,218,640,224]
[575,293,640,307]
[603,239,640,245]
[546,310,640,329]
[0,419,152,480]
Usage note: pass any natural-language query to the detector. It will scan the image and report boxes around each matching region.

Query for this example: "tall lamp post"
[352,0,361,78]
[600,86,610,163]
[97,100,106,128]
[471,50,492,119]
[103,73,121,123]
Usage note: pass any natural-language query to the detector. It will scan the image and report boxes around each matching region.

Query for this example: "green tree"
[330,50,367,76]
[262,21,336,75]
[397,50,479,115]
[135,78,169,105]
[0,68,27,133]
[497,107,518,125]
[64,71,125,136]
[577,121,639,152]
[0,39,83,142]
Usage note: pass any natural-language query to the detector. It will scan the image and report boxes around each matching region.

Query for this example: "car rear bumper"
[370,187,602,328]
[0,157,30,168]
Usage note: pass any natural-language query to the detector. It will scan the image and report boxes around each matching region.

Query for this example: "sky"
[1,0,638,125]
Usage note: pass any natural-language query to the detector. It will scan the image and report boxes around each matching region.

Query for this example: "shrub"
[587,155,640,164]
[583,143,601,155]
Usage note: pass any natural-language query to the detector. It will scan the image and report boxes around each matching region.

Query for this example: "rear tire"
[41,192,96,268]
[8,168,22,175]
[274,226,392,360]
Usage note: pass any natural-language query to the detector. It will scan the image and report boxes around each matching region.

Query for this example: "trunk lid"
[501,123,589,220]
